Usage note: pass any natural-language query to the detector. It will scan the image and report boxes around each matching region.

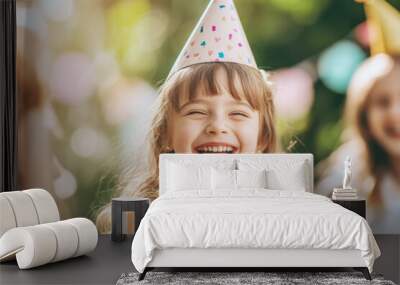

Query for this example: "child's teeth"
[197,145,235,153]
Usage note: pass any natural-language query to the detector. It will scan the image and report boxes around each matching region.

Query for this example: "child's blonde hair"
[96,62,277,233]
[345,54,400,206]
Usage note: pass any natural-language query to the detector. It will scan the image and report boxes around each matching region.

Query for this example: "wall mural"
[16,0,400,234]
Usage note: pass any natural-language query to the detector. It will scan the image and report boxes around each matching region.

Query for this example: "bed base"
[354,267,372,280]
[138,267,371,281]
[138,248,372,281]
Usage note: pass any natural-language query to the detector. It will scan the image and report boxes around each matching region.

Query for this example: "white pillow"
[167,162,212,191]
[211,168,267,190]
[266,163,307,191]
[237,160,308,191]
[236,169,267,189]
[212,168,237,190]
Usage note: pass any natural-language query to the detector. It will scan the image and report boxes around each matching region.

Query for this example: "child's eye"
[185,110,207,116]
[230,112,249,118]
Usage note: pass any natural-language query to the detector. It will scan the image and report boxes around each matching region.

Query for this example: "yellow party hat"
[357,0,400,55]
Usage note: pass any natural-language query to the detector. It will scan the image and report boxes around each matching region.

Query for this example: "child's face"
[366,63,400,158]
[168,70,261,153]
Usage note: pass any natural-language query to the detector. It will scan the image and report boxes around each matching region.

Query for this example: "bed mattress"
[131,190,380,273]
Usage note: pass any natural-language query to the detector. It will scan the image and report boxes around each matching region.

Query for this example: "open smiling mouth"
[194,144,238,154]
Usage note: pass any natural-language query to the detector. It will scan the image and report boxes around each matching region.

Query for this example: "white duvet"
[131,190,380,273]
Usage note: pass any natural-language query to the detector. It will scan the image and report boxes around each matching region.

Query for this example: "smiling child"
[316,54,400,233]
[316,0,400,233]
[96,0,277,233]
[164,62,276,155]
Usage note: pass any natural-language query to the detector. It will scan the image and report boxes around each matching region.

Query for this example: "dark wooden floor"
[1,235,398,284]
[0,235,133,285]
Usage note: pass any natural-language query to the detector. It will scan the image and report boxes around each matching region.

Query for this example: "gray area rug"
[116,271,396,285]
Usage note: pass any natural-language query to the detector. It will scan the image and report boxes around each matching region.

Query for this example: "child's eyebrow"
[179,99,208,110]
[229,101,253,109]
[179,99,253,110]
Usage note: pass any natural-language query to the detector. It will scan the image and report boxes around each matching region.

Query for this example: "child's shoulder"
[328,140,365,165]
[316,139,366,179]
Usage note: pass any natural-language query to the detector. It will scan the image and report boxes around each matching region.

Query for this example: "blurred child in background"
[316,0,400,233]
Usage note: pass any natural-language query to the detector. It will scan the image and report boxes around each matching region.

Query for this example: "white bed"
[131,154,380,280]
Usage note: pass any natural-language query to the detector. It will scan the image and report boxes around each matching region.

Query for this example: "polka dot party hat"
[168,0,257,78]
